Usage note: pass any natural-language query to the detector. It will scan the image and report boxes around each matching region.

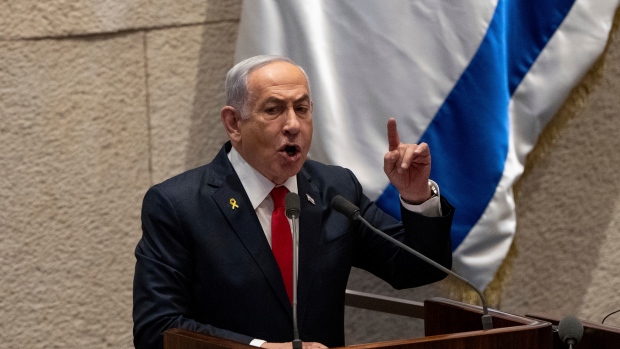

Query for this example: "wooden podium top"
[164,329,254,349]
[164,297,553,349]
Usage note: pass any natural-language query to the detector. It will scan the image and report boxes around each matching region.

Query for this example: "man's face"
[234,61,313,185]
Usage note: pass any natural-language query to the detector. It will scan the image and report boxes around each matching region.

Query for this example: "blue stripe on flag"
[507,0,576,94]
[376,0,575,250]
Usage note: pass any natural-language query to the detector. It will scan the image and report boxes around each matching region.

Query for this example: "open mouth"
[280,144,301,157]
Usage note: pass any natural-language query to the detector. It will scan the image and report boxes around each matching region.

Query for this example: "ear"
[221,106,242,143]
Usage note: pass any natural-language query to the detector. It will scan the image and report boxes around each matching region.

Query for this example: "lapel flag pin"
[306,193,315,205]
[229,198,239,210]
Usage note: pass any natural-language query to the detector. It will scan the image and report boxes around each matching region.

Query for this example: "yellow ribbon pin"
[229,198,239,210]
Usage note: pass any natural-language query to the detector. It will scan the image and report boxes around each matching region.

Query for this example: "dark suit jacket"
[133,142,453,349]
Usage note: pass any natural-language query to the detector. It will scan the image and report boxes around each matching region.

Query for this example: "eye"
[295,105,310,116]
[264,106,281,115]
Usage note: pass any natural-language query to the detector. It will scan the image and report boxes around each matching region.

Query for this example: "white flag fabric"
[235,0,619,290]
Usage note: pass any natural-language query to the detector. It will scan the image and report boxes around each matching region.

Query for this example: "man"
[133,55,453,349]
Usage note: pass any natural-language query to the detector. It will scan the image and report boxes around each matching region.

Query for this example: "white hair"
[225,55,311,119]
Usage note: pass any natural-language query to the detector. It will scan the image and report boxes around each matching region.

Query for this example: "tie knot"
[270,186,289,208]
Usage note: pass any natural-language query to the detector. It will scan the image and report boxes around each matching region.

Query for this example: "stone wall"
[0,1,240,348]
[1,1,619,348]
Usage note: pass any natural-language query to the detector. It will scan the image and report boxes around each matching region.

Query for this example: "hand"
[383,118,432,204]
[261,342,328,349]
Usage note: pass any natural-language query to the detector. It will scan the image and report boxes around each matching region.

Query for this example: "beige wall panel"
[564,24,620,327]
[147,22,237,184]
[0,33,149,348]
[500,22,620,326]
[0,0,241,40]
[580,199,620,327]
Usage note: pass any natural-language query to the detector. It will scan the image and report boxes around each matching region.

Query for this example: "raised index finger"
[387,118,400,151]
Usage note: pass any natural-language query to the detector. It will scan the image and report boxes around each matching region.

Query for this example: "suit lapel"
[209,146,293,317]
[295,168,324,329]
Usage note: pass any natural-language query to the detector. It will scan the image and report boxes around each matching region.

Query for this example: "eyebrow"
[262,94,311,105]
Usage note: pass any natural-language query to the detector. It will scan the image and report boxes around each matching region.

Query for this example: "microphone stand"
[355,214,493,330]
[285,193,303,349]
[291,215,302,349]
[331,194,493,329]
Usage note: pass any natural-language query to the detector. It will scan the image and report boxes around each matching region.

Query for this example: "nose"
[283,107,301,135]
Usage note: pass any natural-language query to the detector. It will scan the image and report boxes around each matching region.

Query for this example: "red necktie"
[270,186,293,303]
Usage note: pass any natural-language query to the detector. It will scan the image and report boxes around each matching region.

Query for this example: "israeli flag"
[235,0,619,290]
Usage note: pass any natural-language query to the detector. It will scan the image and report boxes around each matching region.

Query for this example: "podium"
[163,293,552,349]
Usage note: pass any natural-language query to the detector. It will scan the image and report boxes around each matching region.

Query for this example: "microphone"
[558,315,583,349]
[331,195,360,220]
[285,192,302,349]
[331,195,493,330]
[285,193,301,219]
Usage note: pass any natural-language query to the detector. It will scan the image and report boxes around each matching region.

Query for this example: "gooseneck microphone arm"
[331,195,493,330]
[285,193,303,349]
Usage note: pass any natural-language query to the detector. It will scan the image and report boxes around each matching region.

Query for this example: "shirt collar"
[228,146,298,210]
